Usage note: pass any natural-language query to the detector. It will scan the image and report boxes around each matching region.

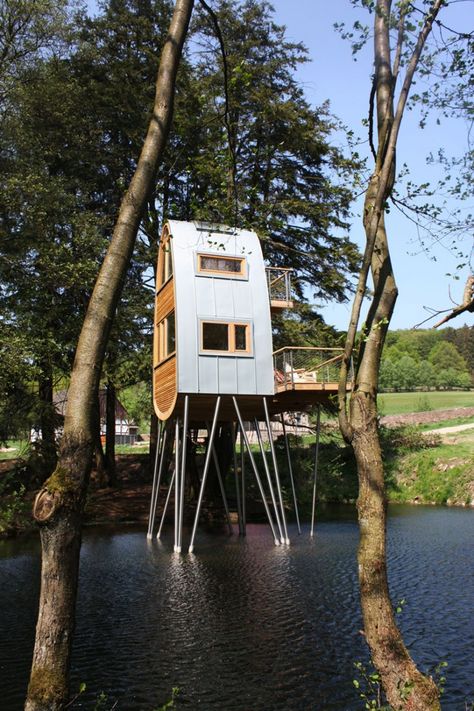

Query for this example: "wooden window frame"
[200,320,252,355]
[157,232,173,290]
[157,311,176,363]
[197,253,247,279]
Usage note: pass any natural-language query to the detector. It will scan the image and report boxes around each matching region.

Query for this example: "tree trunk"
[338,2,444,708]
[25,3,194,708]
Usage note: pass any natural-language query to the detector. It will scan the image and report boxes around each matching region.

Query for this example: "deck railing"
[273,347,353,389]
[266,267,293,304]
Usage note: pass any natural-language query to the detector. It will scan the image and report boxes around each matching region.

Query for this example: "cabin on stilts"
[149,220,351,552]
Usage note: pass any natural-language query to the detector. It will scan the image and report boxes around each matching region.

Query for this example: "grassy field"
[378,390,474,416]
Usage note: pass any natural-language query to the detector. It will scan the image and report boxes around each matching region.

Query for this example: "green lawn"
[378,391,474,416]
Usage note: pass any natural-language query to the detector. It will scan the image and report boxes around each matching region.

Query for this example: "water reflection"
[0,506,472,710]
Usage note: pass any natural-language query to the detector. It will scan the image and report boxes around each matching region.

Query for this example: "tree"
[161,0,361,302]
[337,2,453,708]
[25,1,194,708]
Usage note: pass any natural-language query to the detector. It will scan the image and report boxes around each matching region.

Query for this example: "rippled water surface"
[1,505,473,710]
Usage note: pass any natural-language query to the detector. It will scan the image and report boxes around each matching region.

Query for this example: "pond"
[0,505,473,710]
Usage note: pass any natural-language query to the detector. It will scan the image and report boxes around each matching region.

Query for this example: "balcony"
[273,347,353,395]
[266,267,294,311]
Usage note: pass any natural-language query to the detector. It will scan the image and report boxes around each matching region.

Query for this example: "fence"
[273,347,353,389]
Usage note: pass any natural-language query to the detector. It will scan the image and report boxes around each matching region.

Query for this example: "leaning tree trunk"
[338,2,444,709]
[25,2,194,708]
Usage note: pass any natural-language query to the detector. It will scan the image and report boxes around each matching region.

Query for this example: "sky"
[269,0,472,331]
[86,0,473,331]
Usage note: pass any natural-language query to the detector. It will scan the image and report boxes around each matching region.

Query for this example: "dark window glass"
[202,322,229,351]
[166,312,175,355]
[234,325,247,351]
[200,255,243,273]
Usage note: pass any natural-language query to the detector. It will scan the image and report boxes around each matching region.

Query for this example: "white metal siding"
[169,220,273,396]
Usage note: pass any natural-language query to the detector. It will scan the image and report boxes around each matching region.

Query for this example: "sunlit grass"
[378,391,474,416]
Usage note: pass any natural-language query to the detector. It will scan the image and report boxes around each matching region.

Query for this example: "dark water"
[0,505,473,710]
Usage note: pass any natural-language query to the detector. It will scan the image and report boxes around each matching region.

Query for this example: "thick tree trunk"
[25,3,194,708]
[338,3,444,707]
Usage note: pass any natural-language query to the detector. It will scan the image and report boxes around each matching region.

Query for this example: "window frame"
[157,311,176,363]
[200,320,252,356]
[196,252,247,279]
[157,232,173,290]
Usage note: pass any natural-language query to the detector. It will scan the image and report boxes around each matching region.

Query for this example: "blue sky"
[270,0,472,330]
[86,0,472,331]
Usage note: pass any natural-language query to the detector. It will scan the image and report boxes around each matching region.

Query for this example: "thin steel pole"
[240,425,246,536]
[232,423,243,535]
[177,396,189,552]
[188,397,221,553]
[281,414,301,534]
[254,418,284,543]
[147,422,169,539]
[210,440,233,535]
[174,419,180,552]
[147,420,163,539]
[233,397,279,546]
[263,398,289,544]
[157,468,175,540]
[310,405,321,538]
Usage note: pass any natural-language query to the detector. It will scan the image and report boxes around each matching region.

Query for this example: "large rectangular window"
[197,253,246,278]
[201,321,251,354]
[157,311,176,362]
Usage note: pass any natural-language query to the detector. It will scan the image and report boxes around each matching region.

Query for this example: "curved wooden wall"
[153,224,178,421]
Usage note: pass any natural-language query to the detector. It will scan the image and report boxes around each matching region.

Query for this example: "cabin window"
[158,311,176,362]
[197,253,246,278]
[158,236,173,288]
[201,321,251,354]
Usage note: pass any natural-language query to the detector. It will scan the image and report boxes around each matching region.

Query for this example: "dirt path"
[380,406,474,428]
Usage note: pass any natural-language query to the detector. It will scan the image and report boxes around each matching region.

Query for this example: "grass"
[386,441,474,505]
[378,390,474,416]
[0,440,29,461]
[115,442,149,455]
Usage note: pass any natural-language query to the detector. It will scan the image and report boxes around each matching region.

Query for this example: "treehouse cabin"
[150,220,349,551]
[153,221,344,421]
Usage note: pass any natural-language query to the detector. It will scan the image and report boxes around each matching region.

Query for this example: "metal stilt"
[210,439,233,535]
[263,398,289,544]
[232,423,243,535]
[157,468,175,540]
[147,420,163,539]
[148,422,169,539]
[240,425,246,536]
[188,397,221,553]
[233,397,279,546]
[177,396,189,552]
[281,414,301,534]
[310,405,321,538]
[254,418,284,543]
[174,419,180,552]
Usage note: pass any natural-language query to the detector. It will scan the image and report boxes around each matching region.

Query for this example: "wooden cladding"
[156,279,174,323]
[154,357,177,420]
[154,224,177,419]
